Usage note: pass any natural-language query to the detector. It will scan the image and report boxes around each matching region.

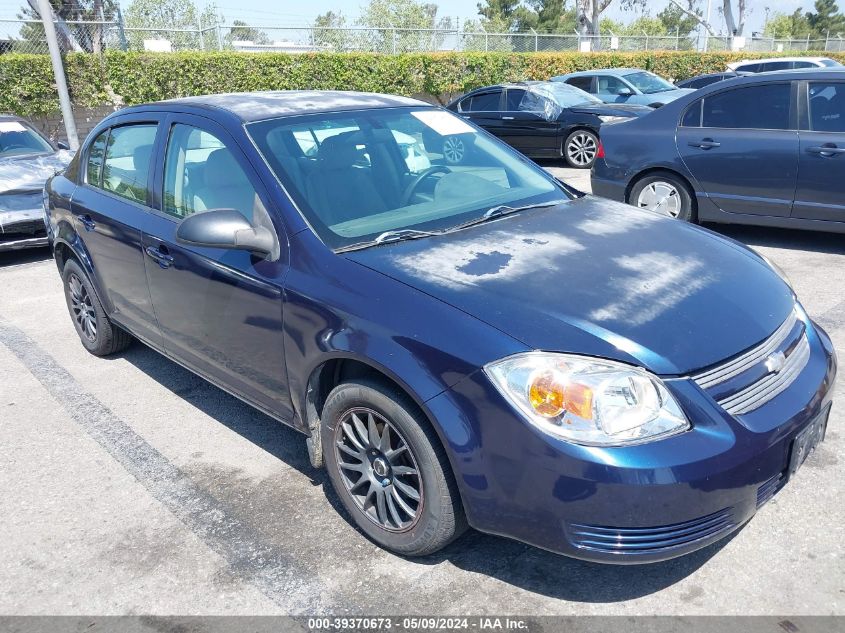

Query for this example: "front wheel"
[629,172,695,222]
[321,379,467,556]
[563,129,599,169]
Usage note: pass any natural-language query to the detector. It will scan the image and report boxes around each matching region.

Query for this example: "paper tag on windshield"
[411,110,474,135]
[0,121,27,132]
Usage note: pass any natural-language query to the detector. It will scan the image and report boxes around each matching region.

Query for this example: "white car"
[727,56,841,73]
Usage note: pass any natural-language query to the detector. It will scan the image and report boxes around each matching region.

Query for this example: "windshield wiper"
[445,200,565,233]
[335,228,442,253]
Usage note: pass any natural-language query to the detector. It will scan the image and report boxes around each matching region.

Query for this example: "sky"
[194,0,812,35]
[0,0,817,34]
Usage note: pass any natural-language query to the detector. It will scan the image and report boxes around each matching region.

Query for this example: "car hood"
[646,88,696,103]
[0,150,73,195]
[570,103,653,117]
[344,197,795,376]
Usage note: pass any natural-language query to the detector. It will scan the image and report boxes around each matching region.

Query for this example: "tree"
[228,19,269,45]
[657,1,701,37]
[123,0,218,50]
[625,16,668,35]
[668,0,746,40]
[17,0,119,52]
[806,0,845,37]
[576,0,615,38]
[477,0,521,29]
[356,0,443,52]
[764,10,812,39]
[312,11,352,50]
[513,0,577,33]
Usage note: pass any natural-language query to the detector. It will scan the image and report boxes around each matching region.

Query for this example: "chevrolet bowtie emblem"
[764,351,787,375]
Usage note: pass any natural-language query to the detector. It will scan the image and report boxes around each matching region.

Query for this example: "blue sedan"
[592,68,845,232]
[553,68,695,107]
[45,91,836,563]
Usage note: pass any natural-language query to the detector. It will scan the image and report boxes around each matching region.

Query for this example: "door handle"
[806,144,845,156]
[79,215,96,231]
[144,245,174,269]
[502,116,515,120]
[688,139,721,149]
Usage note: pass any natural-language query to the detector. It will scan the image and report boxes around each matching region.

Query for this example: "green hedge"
[3,49,844,117]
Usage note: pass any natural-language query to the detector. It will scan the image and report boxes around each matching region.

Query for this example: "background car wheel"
[442,135,466,164]
[629,172,695,222]
[321,378,467,556]
[563,129,599,169]
[62,259,132,356]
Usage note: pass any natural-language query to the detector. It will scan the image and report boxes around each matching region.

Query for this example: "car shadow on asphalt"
[707,224,845,255]
[119,341,736,603]
[0,246,52,267]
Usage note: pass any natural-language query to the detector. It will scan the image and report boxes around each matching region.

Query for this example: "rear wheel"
[321,379,467,556]
[629,172,695,222]
[62,259,132,356]
[563,129,599,169]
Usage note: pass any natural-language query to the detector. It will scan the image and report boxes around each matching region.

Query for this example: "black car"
[675,71,748,90]
[444,81,651,169]
[592,68,845,233]
[0,114,72,252]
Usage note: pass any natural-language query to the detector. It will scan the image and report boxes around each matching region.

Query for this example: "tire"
[62,259,132,356]
[442,135,466,165]
[321,378,467,556]
[628,171,696,222]
[563,129,599,169]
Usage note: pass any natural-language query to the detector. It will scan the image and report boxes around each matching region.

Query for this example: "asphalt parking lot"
[1,166,843,616]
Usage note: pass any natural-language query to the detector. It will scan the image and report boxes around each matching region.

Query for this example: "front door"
[497,88,560,156]
[141,114,293,419]
[676,81,799,218]
[70,116,164,346]
[793,80,845,222]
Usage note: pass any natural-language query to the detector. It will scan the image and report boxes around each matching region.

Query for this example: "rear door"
[793,79,845,222]
[496,87,560,156]
[70,115,164,346]
[676,81,799,217]
[140,113,293,419]
[457,89,504,138]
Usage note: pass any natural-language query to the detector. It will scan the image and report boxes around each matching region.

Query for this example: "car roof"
[122,90,431,123]
[727,56,833,69]
[560,68,644,77]
[689,67,845,96]
[0,113,26,122]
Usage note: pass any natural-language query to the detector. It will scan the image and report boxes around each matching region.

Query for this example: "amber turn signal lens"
[528,369,566,417]
[528,369,594,420]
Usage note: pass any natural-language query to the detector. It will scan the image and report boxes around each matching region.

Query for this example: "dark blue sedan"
[592,68,845,232]
[44,91,836,563]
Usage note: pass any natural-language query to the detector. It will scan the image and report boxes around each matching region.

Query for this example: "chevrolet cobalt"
[45,92,836,562]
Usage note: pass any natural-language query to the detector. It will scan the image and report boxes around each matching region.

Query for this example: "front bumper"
[0,207,48,252]
[425,320,836,564]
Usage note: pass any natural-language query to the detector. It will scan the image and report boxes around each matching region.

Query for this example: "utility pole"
[36,0,79,150]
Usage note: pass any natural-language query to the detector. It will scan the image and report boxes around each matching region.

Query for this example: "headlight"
[755,251,792,289]
[598,115,629,124]
[484,352,689,446]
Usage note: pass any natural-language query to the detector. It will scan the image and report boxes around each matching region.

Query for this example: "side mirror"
[57,141,70,150]
[176,209,276,258]
[617,87,634,96]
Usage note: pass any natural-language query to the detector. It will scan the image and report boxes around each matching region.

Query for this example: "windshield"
[0,121,54,158]
[527,82,602,108]
[623,71,675,94]
[820,58,842,67]
[247,107,566,250]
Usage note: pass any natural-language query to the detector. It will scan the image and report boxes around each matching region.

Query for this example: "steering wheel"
[400,165,451,206]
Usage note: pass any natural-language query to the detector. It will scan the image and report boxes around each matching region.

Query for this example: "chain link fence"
[1,19,843,55]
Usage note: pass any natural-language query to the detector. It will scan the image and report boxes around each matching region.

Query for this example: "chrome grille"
[694,310,799,390]
[693,309,810,415]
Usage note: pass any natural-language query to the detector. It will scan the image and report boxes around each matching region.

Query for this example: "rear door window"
[466,90,503,112]
[808,82,845,132]
[760,61,793,72]
[566,76,593,92]
[596,76,630,95]
[702,83,791,130]
[86,129,108,187]
[101,124,158,203]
